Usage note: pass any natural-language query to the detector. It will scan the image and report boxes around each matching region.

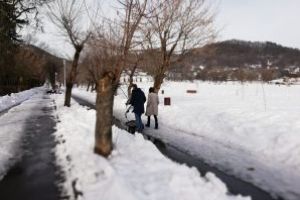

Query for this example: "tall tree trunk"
[94,74,114,157]
[127,76,134,98]
[64,48,81,107]
[153,73,165,92]
[86,81,90,91]
[153,60,170,92]
[127,63,138,97]
[17,76,23,92]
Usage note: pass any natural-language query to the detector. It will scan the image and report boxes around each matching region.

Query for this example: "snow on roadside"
[0,87,41,112]
[72,81,300,200]
[52,93,249,200]
[0,88,45,180]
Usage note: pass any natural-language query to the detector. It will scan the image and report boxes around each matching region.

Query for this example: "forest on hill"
[169,40,300,81]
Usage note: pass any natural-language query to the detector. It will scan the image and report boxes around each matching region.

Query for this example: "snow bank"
[0,87,41,112]
[52,93,248,200]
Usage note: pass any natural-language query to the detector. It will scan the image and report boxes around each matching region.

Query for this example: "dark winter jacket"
[130,88,146,114]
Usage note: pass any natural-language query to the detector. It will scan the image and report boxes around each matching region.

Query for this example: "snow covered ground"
[270,77,300,85]
[73,81,300,200]
[0,88,48,180]
[52,93,248,200]
[0,88,41,112]
[2,83,298,199]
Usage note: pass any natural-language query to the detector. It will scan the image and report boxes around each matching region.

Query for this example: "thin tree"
[142,0,216,91]
[126,61,139,97]
[124,52,143,97]
[46,0,93,106]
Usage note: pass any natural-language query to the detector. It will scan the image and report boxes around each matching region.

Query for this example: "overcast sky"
[216,0,300,49]
[27,0,300,58]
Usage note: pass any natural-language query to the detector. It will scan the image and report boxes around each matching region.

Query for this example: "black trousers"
[146,115,158,128]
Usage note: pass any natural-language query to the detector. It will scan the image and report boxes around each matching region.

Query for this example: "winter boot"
[154,115,158,129]
[145,116,150,127]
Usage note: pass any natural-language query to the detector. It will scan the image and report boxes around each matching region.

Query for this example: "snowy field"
[52,93,247,200]
[73,81,300,200]
[1,83,298,200]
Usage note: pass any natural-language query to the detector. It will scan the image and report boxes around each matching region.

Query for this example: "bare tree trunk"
[17,77,22,92]
[86,81,90,91]
[64,48,81,107]
[153,62,168,92]
[94,74,114,157]
[127,78,133,97]
[127,70,134,97]
[127,62,138,97]
[91,83,95,92]
[153,73,165,92]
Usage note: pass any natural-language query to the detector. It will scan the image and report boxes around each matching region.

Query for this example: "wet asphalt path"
[72,94,283,200]
[156,143,282,200]
[0,93,62,200]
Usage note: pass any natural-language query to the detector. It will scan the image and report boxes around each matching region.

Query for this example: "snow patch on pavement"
[0,87,41,112]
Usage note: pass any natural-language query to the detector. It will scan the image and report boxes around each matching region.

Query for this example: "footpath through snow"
[72,81,300,200]
[0,88,61,200]
[0,87,44,179]
[52,93,248,200]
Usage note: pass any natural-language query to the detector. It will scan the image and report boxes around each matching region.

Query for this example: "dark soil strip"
[72,94,284,200]
[0,94,63,200]
[72,95,95,109]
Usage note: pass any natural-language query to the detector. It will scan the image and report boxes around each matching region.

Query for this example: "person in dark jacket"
[129,84,146,132]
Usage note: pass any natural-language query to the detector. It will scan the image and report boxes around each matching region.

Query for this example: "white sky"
[216,0,300,49]
[24,0,300,58]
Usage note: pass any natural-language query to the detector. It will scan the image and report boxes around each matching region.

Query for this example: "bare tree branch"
[141,0,216,90]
